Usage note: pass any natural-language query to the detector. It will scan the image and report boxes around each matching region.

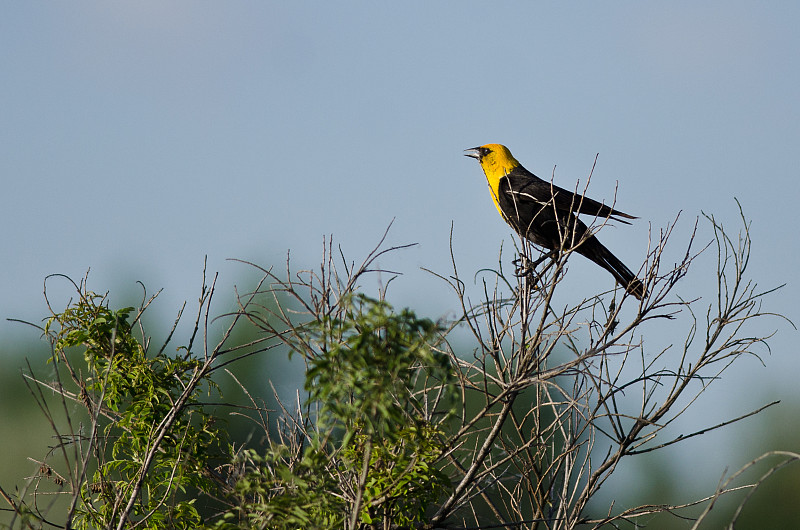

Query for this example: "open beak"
[464,147,481,160]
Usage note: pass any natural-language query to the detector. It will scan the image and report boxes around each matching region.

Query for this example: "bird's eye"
[480,147,491,157]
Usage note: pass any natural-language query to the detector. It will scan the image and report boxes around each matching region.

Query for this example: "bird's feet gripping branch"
[465,143,647,300]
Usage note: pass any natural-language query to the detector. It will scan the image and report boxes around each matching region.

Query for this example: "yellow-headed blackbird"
[465,144,646,300]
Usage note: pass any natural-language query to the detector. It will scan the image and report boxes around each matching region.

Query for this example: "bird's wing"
[504,167,636,224]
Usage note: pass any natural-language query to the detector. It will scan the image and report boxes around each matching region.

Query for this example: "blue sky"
[2,1,798,506]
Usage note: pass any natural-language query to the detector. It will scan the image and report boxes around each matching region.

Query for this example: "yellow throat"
[477,144,521,217]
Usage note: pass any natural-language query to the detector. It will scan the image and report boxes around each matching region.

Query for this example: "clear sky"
[2,1,798,507]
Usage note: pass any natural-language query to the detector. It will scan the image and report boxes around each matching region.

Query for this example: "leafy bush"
[4,208,793,529]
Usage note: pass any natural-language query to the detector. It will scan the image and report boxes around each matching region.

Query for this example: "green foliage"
[306,294,453,439]
[214,446,346,530]
[14,283,455,529]
[221,294,454,528]
[343,423,450,526]
[42,291,226,529]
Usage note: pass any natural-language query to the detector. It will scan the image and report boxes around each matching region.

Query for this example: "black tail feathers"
[581,240,647,300]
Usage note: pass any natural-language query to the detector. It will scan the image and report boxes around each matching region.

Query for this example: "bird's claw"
[513,255,543,288]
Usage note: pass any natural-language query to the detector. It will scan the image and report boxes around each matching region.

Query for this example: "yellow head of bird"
[464,144,521,178]
[465,143,522,218]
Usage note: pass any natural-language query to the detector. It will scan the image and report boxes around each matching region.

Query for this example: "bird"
[465,143,646,300]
